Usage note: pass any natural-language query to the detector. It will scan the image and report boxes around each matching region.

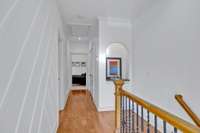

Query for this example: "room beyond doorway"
[71,53,88,86]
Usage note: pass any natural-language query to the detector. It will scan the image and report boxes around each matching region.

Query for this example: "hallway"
[1,0,200,132]
[57,90,115,133]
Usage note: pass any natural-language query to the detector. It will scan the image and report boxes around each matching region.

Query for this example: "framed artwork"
[72,62,80,67]
[81,62,86,67]
[106,57,122,80]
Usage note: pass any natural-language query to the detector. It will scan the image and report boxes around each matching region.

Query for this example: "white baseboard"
[97,106,115,112]
[59,90,70,111]
[71,86,87,90]
[53,120,58,133]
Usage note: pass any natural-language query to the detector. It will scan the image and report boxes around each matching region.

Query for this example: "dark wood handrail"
[175,94,200,127]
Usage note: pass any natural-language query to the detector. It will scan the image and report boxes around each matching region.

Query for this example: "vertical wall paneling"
[0,0,68,132]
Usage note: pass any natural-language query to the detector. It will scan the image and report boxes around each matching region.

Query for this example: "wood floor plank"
[57,89,115,133]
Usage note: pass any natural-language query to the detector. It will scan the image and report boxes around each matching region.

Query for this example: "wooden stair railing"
[175,94,200,127]
[114,80,200,133]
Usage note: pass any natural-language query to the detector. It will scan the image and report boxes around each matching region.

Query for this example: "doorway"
[71,53,88,88]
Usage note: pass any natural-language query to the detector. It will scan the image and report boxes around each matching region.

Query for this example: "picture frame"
[81,62,86,67]
[106,57,122,80]
[72,62,80,67]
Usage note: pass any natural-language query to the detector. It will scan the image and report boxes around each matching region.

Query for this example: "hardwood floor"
[57,89,115,133]
[57,88,157,133]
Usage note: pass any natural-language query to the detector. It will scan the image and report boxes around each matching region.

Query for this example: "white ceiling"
[56,0,156,41]
[67,23,96,43]
[57,0,134,24]
[71,24,90,37]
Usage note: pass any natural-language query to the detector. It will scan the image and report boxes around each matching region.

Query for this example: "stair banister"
[114,80,200,133]
[114,80,124,133]
[175,94,200,127]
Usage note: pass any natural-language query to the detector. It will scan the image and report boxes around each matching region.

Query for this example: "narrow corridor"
[57,89,115,133]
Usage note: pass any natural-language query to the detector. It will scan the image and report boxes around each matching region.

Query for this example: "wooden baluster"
[174,127,178,133]
[136,104,139,132]
[120,96,123,133]
[147,111,150,133]
[163,121,167,133]
[123,96,125,133]
[154,115,158,133]
[114,80,124,133]
[129,99,131,133]
[132,101,135,133]
[141,107,144,132]
[125,97,128,133]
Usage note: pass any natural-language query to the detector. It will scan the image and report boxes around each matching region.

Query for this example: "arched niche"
[106,43,129,80]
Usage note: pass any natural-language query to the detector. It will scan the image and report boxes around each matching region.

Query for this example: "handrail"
[175,94,200,127]
[114,80,200,133]
[122,90,200,133]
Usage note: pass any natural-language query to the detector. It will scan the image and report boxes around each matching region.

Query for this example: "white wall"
[66,40,72,91]
[58,31,70,110]
[0,0,68,132]
[133,0,200,124]
[70,41,89,54]
[97,18,133,111]
[88,38,99,107]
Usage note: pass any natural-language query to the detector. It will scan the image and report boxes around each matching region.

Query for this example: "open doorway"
[68,23,95,92]
[71,53,88,87]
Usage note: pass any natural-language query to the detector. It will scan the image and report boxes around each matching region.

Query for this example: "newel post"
[114,80,124,133]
